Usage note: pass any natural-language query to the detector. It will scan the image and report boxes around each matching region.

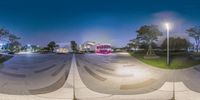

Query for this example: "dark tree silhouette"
[187,26,200,52]
[136,25,162,56]
[161,37,190,51]
[71,41,78,53]
[47,41,57,52]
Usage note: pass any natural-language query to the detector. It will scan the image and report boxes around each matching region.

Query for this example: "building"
[80,41,96,52]
[96,44,112,54]
[80,41,112,54]
[55,43,72,53]
[20,44,40,54]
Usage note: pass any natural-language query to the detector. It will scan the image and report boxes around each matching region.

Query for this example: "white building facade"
[80,41,96,52]
[55,43,72,53]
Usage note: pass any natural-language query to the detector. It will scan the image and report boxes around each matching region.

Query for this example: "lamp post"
[165,22,175,100]
[165,23,170,65]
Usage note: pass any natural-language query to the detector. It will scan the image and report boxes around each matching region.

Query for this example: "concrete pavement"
[0,53,73,100]
[75,53,200,100]
[0,53,200,99]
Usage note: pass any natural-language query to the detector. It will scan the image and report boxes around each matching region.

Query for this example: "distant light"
[18,51,33,54]
[166,23,169,30]
[27,44,31,47]
[26,51,32,54]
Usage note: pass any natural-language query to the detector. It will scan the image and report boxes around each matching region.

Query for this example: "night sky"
[0,0,200,47]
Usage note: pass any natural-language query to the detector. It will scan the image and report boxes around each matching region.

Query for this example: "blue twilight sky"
[0,0,200,47]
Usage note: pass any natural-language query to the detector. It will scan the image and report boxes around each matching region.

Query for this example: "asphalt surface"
[0,53,72,95]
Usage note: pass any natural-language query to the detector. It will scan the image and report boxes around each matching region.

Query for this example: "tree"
[0,28,21,53]
[8,34,21,52]
[8,41,21,52]
[0,28,9,39]
[0,28,20,42]
[47,41,57,52]
[161,37,190,51]
[71,41,78,53]
[8,34,20,43]
[186,26,200,52]
[136,25,162,56]
[128,39,138,51]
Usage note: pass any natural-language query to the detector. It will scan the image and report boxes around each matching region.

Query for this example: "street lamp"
[165,22,170,65]
[165,22,175,100]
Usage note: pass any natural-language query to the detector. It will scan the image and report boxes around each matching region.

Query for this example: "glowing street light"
[27,44,31,47]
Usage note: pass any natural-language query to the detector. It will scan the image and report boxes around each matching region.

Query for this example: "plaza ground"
[0,54,72,95]
[0,53,199,99]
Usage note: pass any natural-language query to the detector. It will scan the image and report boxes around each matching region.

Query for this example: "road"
[0,53,72,95]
